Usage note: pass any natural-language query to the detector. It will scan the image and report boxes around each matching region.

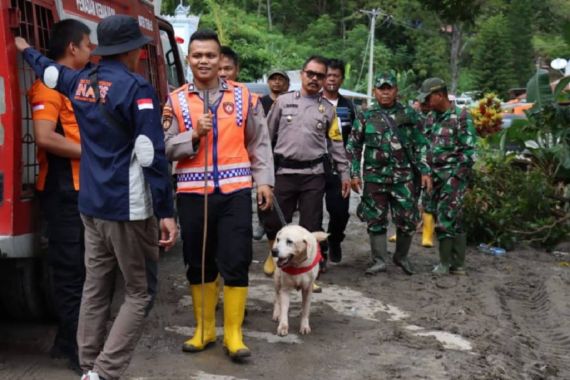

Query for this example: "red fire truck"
[0,0,186,319]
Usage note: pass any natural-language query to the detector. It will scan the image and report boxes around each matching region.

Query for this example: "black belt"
[275,154,325,169]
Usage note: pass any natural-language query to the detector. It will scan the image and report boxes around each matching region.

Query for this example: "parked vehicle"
[0,0,186,319]
[500,102,532,128]
[455,95,474,109]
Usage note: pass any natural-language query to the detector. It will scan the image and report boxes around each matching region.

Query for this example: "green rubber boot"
[365,233,387,275]
[450,233,467,275]
[433,238,453,275]
[392,230,414,275]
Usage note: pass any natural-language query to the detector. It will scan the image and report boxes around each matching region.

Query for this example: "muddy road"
[1,199,569,380]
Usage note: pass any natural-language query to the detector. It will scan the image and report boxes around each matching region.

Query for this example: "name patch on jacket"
[74,79,111,103]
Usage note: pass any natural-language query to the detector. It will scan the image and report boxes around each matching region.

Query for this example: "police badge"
[223,102,234,115]
[318,104,325,113]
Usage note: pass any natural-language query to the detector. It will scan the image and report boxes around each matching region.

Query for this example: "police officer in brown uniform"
[263,55,351,276]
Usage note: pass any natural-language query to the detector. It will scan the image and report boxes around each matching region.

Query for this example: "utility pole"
[360,9,381,100]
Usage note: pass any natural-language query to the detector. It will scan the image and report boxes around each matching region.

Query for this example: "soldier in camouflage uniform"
[418,78,478,275]
[416,99,436,248]
[347,72,432,275]
[390,99,435,247]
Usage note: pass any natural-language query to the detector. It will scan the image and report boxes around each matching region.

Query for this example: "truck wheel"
[0,258,50,320]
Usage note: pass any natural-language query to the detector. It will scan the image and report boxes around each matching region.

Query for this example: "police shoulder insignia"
[294,91,301,99]
[162,106,173,131]
[223,102,234,115]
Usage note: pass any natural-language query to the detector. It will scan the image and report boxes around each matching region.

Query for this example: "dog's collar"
[281,245,322,276]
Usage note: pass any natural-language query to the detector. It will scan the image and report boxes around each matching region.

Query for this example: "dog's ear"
[299,239,308,253]
[292,239,309,265]
[312,231,329,242]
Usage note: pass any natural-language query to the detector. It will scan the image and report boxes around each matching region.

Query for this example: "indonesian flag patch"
[137,98,154,110]
[32,102,45,112]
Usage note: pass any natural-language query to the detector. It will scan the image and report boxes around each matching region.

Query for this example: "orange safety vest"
[170,82,253,194]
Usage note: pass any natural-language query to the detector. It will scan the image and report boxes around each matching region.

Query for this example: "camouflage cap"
[418,77,446,103]
[374,71,397,88]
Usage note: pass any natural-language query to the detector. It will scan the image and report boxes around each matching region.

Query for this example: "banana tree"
[499,70,570,182]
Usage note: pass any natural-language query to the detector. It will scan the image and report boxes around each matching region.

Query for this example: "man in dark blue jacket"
[321,59,356,264]
[16,15,177,380]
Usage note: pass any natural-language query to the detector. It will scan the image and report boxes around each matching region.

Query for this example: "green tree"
[422,0,483,94]
[506,0,534,86]
[472,14,516,98]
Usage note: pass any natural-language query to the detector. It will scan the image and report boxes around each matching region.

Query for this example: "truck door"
[157,17,186,92]
[0,0,58,320]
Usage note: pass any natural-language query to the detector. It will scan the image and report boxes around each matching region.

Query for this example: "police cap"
[92,15,152,56]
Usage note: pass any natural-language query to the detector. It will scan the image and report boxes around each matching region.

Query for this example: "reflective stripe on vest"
[171,83,252,194]
[178,90,193,131]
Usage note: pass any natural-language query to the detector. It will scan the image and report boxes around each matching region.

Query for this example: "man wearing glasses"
[262,56,351,278]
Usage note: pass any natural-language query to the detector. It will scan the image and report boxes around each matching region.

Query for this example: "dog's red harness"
[281,245,322,275]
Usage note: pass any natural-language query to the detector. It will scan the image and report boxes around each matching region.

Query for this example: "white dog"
[271,225,328,336]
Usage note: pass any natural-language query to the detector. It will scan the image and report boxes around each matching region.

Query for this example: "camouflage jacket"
[424,106,477,173]
[346,102,430,184]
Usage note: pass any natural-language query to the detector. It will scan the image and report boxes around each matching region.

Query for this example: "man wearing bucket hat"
[418,78,477,275]
[16,14,178,380]
[346,71,432,276]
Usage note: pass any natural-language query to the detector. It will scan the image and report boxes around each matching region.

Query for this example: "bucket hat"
[92,15,152,56]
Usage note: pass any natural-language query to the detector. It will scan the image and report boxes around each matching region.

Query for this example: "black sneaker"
[329,241,342,263]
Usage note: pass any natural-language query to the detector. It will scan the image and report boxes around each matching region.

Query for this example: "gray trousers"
[78,215,158,380]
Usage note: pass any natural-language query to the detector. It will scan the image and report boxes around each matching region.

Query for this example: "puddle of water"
[413,330,473,351]
[246,274,472,352]
[404,325,473,351]
[191,371,249,380]
[247,276,408,322]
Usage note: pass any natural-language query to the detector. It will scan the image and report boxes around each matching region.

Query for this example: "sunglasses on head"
[303,70,326,80]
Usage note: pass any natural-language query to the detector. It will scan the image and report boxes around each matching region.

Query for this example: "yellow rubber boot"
[312,282,322,293]
[182,282,218,352]
[263,240,276,276]
[421,213,435,248]
[223,286,251,359]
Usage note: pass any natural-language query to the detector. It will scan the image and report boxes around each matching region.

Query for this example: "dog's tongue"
[277,257,290,268]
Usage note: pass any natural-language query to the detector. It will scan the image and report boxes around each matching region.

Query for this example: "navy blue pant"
[41,190,85,359]
[324,174,350,244]
[177,189,252,287]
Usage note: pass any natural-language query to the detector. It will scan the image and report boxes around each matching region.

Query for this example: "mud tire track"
[492,272,570,379]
